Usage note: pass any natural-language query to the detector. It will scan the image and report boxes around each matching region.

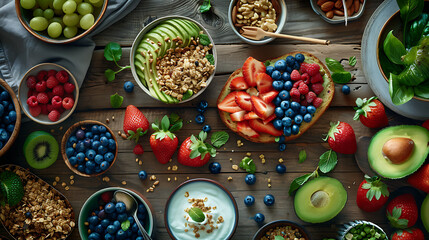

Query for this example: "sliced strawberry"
[255,73,274,94]
[247,87,259,96]
[242,57,266,87]
[262,114,276,124]
[244,111,260,120]
[260,91,279,103]
[235,92,252,111]
[230,110,246,122]
[249,119,283,137]
[230,76,249,90]
[237,121,260,138]
[218,92,243,113]
[251,96,275,119]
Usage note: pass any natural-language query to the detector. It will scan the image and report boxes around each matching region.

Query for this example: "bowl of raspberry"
[0,78,21,158]
[18,63,79,125]
[61,120,118,177]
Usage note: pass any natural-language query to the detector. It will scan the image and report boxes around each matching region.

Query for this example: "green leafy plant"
[104,42,131,82]
[383,31,407,65]
[299,149,307,163]
[406,13,429,48]
[199,34,211,46]
[325,58,352,84]
[189,207,205,222]
[397,0,425,41]
[110,93,123,108]
[200,0,211,13]
[210,131,229,148]
[189,131,216,159]
[239,156,256,174]
[205,54,215,65]
[389,73,414,105]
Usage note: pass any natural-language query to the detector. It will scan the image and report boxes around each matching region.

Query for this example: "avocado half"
[422,194,429,232]
[367,125,429,179]
[294,176,347,223]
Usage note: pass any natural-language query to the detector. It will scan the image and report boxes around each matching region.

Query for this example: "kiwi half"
[23,131,59,169]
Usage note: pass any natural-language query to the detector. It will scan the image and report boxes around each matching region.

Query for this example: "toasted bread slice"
[217,52,335,143]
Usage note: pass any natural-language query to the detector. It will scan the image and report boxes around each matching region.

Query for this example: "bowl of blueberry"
[0,78,21,158]
[61,120,118,177]
[79,187,155,240]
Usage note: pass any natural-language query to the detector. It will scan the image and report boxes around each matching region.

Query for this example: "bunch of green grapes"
[20,0,103,39]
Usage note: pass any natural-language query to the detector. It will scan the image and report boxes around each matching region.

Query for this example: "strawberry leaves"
[362,175,389,201]
[387,207,409,229]
[323,121,340,141]
[353,96,378,120]
[152,114,183,140]
[127,128,147,142]
[189,131,216,160]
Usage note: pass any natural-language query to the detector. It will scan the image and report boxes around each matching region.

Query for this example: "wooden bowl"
[0,79,21,159]
[61,120,118,177]
[15,0,108,44]
[18,63,79,125]
[252,220,311,240]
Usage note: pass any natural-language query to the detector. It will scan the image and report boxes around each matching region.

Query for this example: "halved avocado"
[368,125,429,179]
[422,194,429,232]
[294,176,347,223]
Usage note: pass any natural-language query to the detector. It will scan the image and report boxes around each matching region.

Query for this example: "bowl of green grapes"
[16,0,108,44]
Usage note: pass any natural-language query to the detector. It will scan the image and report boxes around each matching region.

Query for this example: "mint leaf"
[110,93,123,108]
[325,58,345,72]
[332,72,352,84]
[319,150,338,173]
[104,42,122,62]
[264,60,271,67]
[189,207,205,222]
[105,69,115,82]
[288,173,312,195]
[169,113,181,124]
[205,54,215,65]
[211,131,229,148]
[199,34,211,46]
[240,157,256,174]
[121,219,130,231]
[200,0,211,13]
[298,150,307,163]
[349,56,357,66]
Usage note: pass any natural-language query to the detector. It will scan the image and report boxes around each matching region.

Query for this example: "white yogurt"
[166,181,237,240]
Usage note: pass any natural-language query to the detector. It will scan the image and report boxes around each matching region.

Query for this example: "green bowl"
[78,187,155,239]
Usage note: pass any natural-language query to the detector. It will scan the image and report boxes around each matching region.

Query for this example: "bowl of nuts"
[252,219,310,240]
[310,0,366,24]
[228,0,287,45]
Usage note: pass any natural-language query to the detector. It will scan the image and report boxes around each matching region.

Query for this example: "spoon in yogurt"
[114,190,152,240]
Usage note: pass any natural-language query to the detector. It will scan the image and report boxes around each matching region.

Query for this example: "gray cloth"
[0,0,141,92]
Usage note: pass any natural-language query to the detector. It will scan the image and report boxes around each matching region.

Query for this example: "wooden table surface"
[1,0,427,239]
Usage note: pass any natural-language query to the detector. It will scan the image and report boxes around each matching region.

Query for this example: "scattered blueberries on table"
[195,114,205,124]
[202,124,211,132]
[209,162,221,174]
[245,174,256,185]
[263,194,275,206]
[244,195,255,206]
[123,81,134,93]
[278,143,286,152]
[254,213,265,223]
[342,85,350,95]
[276,164,287,174]
[138,170,147,180]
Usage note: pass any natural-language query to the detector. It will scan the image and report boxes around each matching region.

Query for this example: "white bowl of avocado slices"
[130,16,217,104]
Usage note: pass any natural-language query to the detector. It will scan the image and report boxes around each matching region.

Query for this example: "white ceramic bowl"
[309,0,366,24]
[18,63,79,125]
[228,0,287,45]
[130,16,217,104]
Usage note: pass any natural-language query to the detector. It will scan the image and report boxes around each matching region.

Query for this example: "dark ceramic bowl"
[338,220,388,240]
[252,220,311,240]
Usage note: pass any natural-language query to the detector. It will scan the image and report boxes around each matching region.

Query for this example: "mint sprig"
[239,157,256,174]
[298,150,307,163]
[211,131,229,148]
[104,42,131,82]
[189,207,205,222]
[325,57,352,84]
[110,93,123,108]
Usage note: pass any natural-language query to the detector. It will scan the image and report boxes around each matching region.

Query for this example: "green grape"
[92,0,103,8]
[54,8,64,16]
[63,26,77,38]
[80,13,94,30]
[47,22,62,38]
[36,0,50,9]
[52,0,66,10]
[49,16,65,27]
[77,2,93,15]
[88,0,100,4]
[29,16,49,31]
[74,0,82,4]
[62,0,77,14]
[43,9,54,19]
[20,0,36,9]
[63,13,79,26]
[33,8,44,17]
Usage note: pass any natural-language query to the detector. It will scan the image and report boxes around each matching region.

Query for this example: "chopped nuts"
[278,158,284,163]
[168,178,171,182]
[246,152,252,157]
[55,176,60,182]
[154,180,160,186]
[121,133,127,139]
[121,181,127,185]
[233,0,278,33]
[172,165,178,171]
[232,165,239,171]
[150,175,157,181]
[227,176,233,181]
[102,176,110,182]
[237,140,244,147]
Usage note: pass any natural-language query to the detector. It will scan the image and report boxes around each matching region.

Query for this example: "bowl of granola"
[252,220,310,240]
[130,16,217,104]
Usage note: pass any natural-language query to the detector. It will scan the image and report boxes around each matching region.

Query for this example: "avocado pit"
[382,137,414,164]
[310,190,329,208]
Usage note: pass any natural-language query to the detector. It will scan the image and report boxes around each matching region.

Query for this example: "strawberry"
[243,111,260,120]
[123,105,149,142]
[391,228,425,240]
[235,92,252,111]
[230,76,249,90]
[177,131,216,167]
[242,57,266,87]
[237,121,260,138]
[259,91,279,103]
[218,92,243,113]
[356,175,390,212]
[423,120,429,131]
[150,115,182,164]
[407,163,429,193]
[290,70,301,81]
[324,121,357,154]
[306,63,320,76]
[387,193,418,229]
[246,87,259,96]
[251,96,275,119]
[255,73,274,93]
[248,119,282,136]
[354,97,388,128]
[262,114,276,124]
[133,144,144,155]
[230,110,246,122]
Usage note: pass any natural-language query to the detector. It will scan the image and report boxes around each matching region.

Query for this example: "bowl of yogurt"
[164,178,239,239]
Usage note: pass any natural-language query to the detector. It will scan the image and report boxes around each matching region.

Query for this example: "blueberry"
[98,125,107,133]
[198,100,209,110]
[293,62,300,70]
[266,66,275,75]
[100,219,110,228]
[290,101,300,112]
[86,160,96,170]
[276,164,287,174]
[274,107,284,118]
[295,53,305,63]
[93,135,100,141]
[104,202,115,214]
[76,152,85,162]
[104,152,115,162]
[127,216,134,225]
[0,91,9,101]
[285,108,295,118]
[286,56,295,67]
[68,136,78,144]
[292,124,300,135]
[0,129,9,141]
[2,116,10,125]
[83,138,92,148]
[107,212,117,221]
[25,212,32,218]
[283,127,292,136]
[100,161,110,171]
[115,202,126,214]
[116,229,126,240]
[92,141,101,150]
[281,72,291,81]
[105,132,112,138]
[108,139,116,150]
[136,237,144,240]
[342,85,350,95]
[195,114,205,124]
[202,124,211,132]
[299,106,307,115]
[273,96,282,106]
[76,129,85,139]
[100,136,109,147]
[98,145,108,155]
[1,101,8,109]
[88,215,99,225]
[278,90,290,100]
[106,225,116,235]
[254,213,265,223]
[303,113,312,123]
[307,105,316,114]
[66,147,75,157]
[0,105,4,116]
[271,70,282,80]
[209,162,221,174]
[272,80,284,91]
[113,220,121,229]
[86,149,96,160]
[280,100,290,110]
[7,104,13,111]
[132,222,139,232]
[123,81,134,93]
[244,195,255,206]
[91,125,99,134]
[294,115,303,125]
[94,166,102,173]
[277,135,285,144]
[245,174,256,185]
[138,204,147,214]
[278,143,286,151]
[282,117,292,127]
[274,60,287,71]
[85,132,93,139]
[285,66,292,74]
[264,194,275,206]
[75,141,85,152]
[88,232,101,240]
[105,233,114,240]
[138,170,147,180]
[273,119,283,130]
[95,224,104,234]
[77,164,85,172]
[69,156,77,166]
[8,111,16,122]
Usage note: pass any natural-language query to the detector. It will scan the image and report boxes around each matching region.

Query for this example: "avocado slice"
[368,125,429,179]
[159,22,188,48]
[165,19,193,46]
[153,26,176,50]
[294,176,347,223]
[422,194,429,232]
[144,32,167,56]
[178,19,201,38]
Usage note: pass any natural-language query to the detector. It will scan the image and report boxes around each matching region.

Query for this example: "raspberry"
[47,70,57,77]
[27,96,38,107]
[51,96,62,109]
[293,80,303,88]
[101,192,113,203]
[35,81,47,92]
[133,144,144,155]
[311,83,324,95]
[29,105,41,117]
[311,73,323,83]
[36,92,49,104]
[313,97,323,108]
[301,73,310,84]
[56,70,69,83]
[36,70,48,81]
[306,64,320,76]
[298,83,309,95]
[300,62,309,74]
[300,100,308,107]
[290,70,301,81]
[47,104,54,113]
[48,109,61,122]
[40,104,49,115]
[63,82,75,94]
[290,88,300,99]
[27,89,36,98]
[46,76,59,89]
[62,97,75,110]
[26,76,37,89]
[47,91,54,100]
[306,91,317,103]
[64,93,74,100]
[57,107,65,114]
[52,85,65,97]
